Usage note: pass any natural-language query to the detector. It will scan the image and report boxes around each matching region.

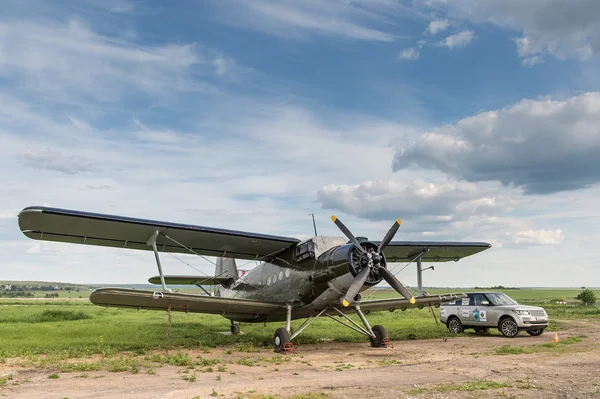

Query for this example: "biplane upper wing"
[90,288,284,317]
[381,241,491,262]
[353,292,468,313]
[18,206,300,261]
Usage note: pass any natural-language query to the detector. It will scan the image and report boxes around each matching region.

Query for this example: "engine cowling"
[310,241,386,286]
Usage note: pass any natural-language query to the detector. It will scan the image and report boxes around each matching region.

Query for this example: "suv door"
[457,294,473,325]
[471,293,494,327]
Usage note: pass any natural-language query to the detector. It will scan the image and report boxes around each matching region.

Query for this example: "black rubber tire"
[370,325,388,347]
[474,327,489,334]
[230,323,240,335]
[527,329,545,336]
[499,317,520,338]
[447,317,464,334]
[273,327,291,353]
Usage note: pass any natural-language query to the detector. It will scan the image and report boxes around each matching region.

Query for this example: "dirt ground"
[2,319,600,399]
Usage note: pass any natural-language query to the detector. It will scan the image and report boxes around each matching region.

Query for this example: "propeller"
[331,216,416,307]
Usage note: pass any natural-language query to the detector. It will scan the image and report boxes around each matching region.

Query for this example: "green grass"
[409,380,511,394]
[495,335,585,355]
[0,288,598,359]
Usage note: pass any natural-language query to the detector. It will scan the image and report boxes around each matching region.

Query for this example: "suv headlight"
[512,310,530,315]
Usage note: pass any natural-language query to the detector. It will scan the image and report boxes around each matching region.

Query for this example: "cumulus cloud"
[426,19,449,35]
[316,178,516,223]
[424,0,600,61]
[399,47,420,60]
[439,30,474,48]
[392,92,600,194]
[17,149,100,175]
[513,229,564,245]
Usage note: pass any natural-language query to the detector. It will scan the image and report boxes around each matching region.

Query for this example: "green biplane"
[18,206,490,352]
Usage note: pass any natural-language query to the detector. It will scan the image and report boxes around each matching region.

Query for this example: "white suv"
[440,292,549,338]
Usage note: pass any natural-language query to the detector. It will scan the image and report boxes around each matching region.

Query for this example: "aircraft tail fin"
[216,257,238,284]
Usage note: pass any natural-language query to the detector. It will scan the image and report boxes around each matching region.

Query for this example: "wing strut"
[147,230,172,292]
[415,249,429,296]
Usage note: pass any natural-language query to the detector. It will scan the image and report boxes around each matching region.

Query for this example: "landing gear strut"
[272,303,389,353]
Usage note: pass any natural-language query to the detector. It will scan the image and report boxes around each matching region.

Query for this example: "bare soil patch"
[2,319,600,399]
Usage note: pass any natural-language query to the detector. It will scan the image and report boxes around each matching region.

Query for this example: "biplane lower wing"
[18,206,300,261]
[90,288,284,318]
[147,275,234,286]
[355,293,467,313]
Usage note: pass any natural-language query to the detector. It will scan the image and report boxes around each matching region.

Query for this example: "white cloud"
[207,0,397,42]
[399,47,420,60]
[439,30,474,49]
[17,149,100,175]
[0,18,222,103]
[424,0,600,61]
[521,55,544,67]
[514,229,564,245]
[316,178,519,231]
[426,19,449,35]
[213,55,235,76]
[393,92,600,194]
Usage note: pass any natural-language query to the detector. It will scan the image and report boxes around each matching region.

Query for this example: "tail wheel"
[370,325,388,347]
[230,323,241,335]
[474,327,489,334]
[527,329,545,336]
[447,317,464,334]
[499,317,519,338]
[273,327,291,353]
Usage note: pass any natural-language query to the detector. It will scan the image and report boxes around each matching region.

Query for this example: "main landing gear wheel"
[273,327,291,353]
[369,325,388,347]
[230,323,241,335]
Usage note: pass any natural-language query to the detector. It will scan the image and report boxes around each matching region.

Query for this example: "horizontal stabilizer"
[90,288,284,317]
[148,275,234,286]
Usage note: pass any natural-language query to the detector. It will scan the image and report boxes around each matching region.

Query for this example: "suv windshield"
[486,292,519,306]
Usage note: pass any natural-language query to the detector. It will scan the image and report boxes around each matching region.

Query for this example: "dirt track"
[2,320,600,399]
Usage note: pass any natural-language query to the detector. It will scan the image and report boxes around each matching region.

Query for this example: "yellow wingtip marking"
[331,215,337,222]
[409,297,416,304]
[396,219,402,225]
[342,299,349,307]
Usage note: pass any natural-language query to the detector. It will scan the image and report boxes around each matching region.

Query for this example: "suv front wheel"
[447,317,464,334]
[499,317,519,338]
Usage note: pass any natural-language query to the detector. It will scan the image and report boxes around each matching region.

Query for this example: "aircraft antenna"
[309,213,318,236]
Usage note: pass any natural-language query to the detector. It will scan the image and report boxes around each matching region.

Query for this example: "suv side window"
[460,296,472,306]
[472,294,486,307]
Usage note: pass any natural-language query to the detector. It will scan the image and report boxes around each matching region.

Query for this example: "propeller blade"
[342,266,370,307]
[378,219,402,253]
[379,267,415,304]
[331,215,366,254]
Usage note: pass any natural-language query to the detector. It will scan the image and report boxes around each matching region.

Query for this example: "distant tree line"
[473,285,519,290]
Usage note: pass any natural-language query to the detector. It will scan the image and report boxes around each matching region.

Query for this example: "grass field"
[1,287,598,360]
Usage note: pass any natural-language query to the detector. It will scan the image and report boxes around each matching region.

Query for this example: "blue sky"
[2,0,600,287]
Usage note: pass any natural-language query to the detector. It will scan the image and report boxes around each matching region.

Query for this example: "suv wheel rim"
[501,319,518,337]
[449,319,460,333]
